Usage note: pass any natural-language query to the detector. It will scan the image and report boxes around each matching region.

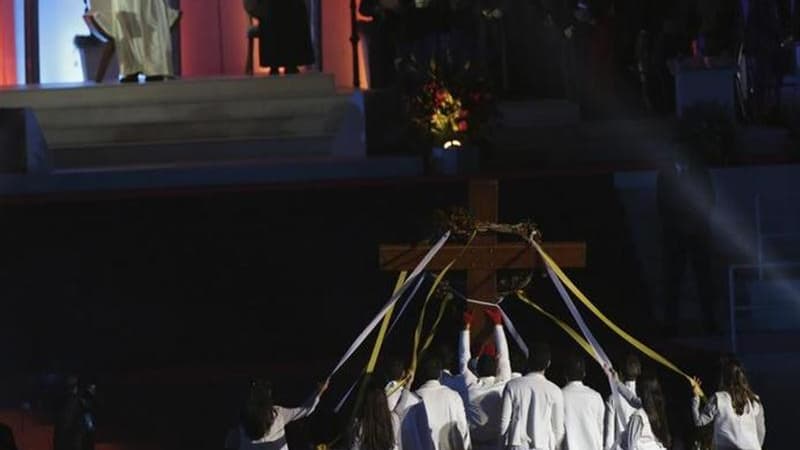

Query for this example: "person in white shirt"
[384,357,422,419]
[459,307,512,450]
[616,373,670,450]
[605,354,642,450]
[690,358,765,450]
[500,341,565,450]
[414,355,472,450]
[439,343,469,406]
[225,379,328,450]
[562,354,604,450]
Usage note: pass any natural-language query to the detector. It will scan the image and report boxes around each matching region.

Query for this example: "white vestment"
[691,392,765,450]
[224,391,321,450]
[458,325,512,450]
[562,381,604,450]
[385,381,424,450]
[616,410,665,450]
[604,381,639,450]
[414,380,472,450]
[500,372,565,450]
[88,0,178,76]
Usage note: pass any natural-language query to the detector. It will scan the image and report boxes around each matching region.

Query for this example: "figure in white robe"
[385,378,423,450]
[500,342,565,450]
[561,355,604,450]
[611,374,670,450]
[87,0,179,79]
[413,357,471,450]
[458,308,512,450]
[224,381,327,450]
[604,355,642,450]
[617,410,666,450]
[689,358,766,450]
[691,392,765,450]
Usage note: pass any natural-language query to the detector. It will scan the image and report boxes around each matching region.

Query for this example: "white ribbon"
[499,307,529,358]
[388,275,426,335]
[327,232,451,379]
[544,264,619,399]
[334,274,427,412]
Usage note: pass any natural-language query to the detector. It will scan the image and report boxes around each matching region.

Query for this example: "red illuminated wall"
[179,0,361,87]
[179,0,250,78]
[0,0,17,86]
[321,0,367,88]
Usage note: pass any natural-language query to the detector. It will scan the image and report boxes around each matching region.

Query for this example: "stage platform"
[0,74,426,195]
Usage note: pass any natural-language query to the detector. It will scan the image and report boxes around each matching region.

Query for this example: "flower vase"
[431,145,479,175]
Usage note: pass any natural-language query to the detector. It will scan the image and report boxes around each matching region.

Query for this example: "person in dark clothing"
[244,0,315,74]
[397,0,452,68]
[360,0,404,88]
[53,379,97,450]
[657,145,716,336]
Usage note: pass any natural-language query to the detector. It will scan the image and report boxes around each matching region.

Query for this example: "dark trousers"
[662,227,716,333]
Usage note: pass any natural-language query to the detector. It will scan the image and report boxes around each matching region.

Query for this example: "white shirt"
[563,381,604,450]
[415,380,472,450]
[692,392,766,450]
[605,381,639,450]
[225,393,321,450]
[386,381,423,450]
[459,326,512,450]
[500,372,565,450]
[441,369,470,407]
[617,410,666,450]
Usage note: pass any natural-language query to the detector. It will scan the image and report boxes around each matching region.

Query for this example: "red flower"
[458,121,469,132]
[458,109,469,119]
[436,89,448,101]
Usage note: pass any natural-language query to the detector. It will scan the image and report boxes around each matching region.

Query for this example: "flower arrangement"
[404,60,497,148]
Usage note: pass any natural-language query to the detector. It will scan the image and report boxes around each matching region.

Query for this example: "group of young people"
[225,307,766,450]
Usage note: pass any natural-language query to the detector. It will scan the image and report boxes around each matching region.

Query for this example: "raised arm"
[460,310,478,386]
[691,394,718,427]
[485,308,511,381]
[281,380,329,423]
[690,378,717,428]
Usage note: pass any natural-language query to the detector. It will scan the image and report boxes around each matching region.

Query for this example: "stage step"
[0,74,336,108]
[0,74,365,168]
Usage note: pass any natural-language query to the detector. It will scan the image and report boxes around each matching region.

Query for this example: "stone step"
[36,95,349,129]
[0,74,337,109]
[54,136,336,169]
[45,116,340,150]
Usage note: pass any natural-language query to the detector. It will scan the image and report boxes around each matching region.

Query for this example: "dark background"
[0,175,713,449]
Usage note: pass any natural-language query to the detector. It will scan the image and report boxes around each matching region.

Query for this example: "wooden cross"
[378,179,586,347]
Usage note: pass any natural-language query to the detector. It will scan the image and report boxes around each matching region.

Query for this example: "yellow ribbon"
[530,240,703,395]
[408,230,478,377]
[516,291,598,361]
[366,271,406,373]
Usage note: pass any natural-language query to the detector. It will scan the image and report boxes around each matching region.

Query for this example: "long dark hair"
[719,359,759,415]
[637,373,671,449]
[351,381,395,450]
[241,380,276,440]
